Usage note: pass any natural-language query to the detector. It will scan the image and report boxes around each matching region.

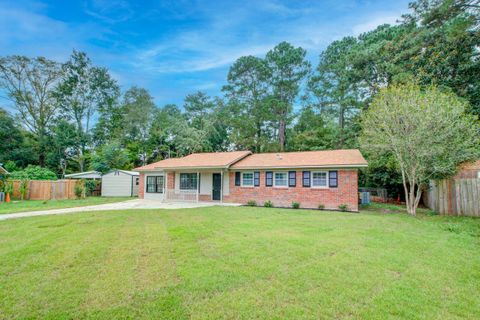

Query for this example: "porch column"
[196,171,199,202]
[220,170,223,203]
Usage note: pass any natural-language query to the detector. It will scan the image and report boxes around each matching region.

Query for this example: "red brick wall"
[138,173,145,199]
[224,170,359,211]
[167,172,175,189]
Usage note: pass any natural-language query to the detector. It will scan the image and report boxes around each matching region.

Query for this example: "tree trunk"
[278,120,286,151]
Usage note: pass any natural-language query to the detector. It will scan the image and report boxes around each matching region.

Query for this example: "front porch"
[144,169,230,203]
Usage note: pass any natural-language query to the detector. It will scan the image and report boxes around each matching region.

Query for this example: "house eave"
[230,164,368,170]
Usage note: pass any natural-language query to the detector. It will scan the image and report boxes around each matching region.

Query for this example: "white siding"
[200,172,212,195]
[101,171,135,197]
[223,171,229,196]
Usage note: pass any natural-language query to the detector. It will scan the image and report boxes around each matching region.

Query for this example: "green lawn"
[0,205,479,319]
[0,197,132,214]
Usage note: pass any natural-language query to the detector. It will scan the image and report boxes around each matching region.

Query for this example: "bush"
[264,200,273,208]
[246,200,257,207]
[74,180,86,199]
[10,165,57,180]
[292,201,300,209]
[3,180,13,194]
[84,179,100,196]
[318,204,325,210]
[338,204,348,212]
[19,179,28,200]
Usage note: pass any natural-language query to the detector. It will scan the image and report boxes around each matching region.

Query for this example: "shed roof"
[105,169,140,176]
[134,151,252,171]
[230,149,368,169]
[64,171,102,179]
[0,165,9,175]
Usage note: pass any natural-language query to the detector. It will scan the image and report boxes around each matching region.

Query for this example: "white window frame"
[311,171,329,188]
[273,171,288,188]
[477,171,480,179]
[241,171,254,187]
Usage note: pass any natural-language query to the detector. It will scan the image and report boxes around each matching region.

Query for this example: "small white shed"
[101,170,140,197]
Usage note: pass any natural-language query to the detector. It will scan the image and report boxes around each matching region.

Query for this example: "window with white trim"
[146,176,164,193]
[274,172,288,187]
[180,173,198,190]
[241,172,254,186]
[312,171,328,187]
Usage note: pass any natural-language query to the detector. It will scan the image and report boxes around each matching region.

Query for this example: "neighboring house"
[134,149,368,211]
[101,170,140,197]
[65,170,139,197]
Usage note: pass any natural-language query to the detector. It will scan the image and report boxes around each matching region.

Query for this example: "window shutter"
[302,171,311,187]
[235,172,241,186]
[288,171,296,187]
[329,171,338,188]
[265,171,273,187]
[254,172,260,187]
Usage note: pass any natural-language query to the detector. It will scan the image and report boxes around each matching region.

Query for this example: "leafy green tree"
[308,37,362,147]
[287,106,337,151]
[180,92,229,153]
[0,56,62,166]
[10,165,57,180]
[147,104,184,160]
[266,42,311,150]
[223,56,272,152]
[90,142,131,174]
[360,83,480,215]
[46,119,78,177]
[0,108,37,167]
[399,0,480,115]
[121,86,157,166]
[54,50,120,171]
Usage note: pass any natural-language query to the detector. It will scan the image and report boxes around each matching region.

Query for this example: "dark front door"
[212,173,221,201]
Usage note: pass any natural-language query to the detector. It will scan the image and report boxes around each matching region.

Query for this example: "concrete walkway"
[0,199,241,221]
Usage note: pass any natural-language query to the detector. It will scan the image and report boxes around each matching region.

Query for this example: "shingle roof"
[134,151,252,171]
[230,149,367,169]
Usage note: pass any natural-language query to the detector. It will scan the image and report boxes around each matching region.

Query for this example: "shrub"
[10,165,57,180]
[292,201,300,209]
[246,200,257,207]
[3,180,13,194]
[19,179,28,200]
[84,180,100,196]
[338,204,348,212]
[318,204,325,210]
[264,200,273,208]
[74,180,86,199]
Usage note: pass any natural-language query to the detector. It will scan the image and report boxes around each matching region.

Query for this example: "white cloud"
[351,14,401,36]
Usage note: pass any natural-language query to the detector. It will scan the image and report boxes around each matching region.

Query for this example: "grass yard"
[0,205,479,319]
[0,197,131,214]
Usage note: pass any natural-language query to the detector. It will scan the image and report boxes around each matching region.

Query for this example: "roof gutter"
[230,164,368,170]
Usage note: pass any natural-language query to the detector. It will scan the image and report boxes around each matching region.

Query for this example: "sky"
[0,0,411,108]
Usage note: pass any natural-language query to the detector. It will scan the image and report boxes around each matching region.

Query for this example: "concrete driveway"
[0,199,241,221]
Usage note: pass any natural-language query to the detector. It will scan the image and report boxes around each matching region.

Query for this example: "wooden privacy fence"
[12,180,77,200]
[426,179,480,217]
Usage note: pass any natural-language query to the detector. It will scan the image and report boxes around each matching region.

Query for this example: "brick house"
[134,149,368,211]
